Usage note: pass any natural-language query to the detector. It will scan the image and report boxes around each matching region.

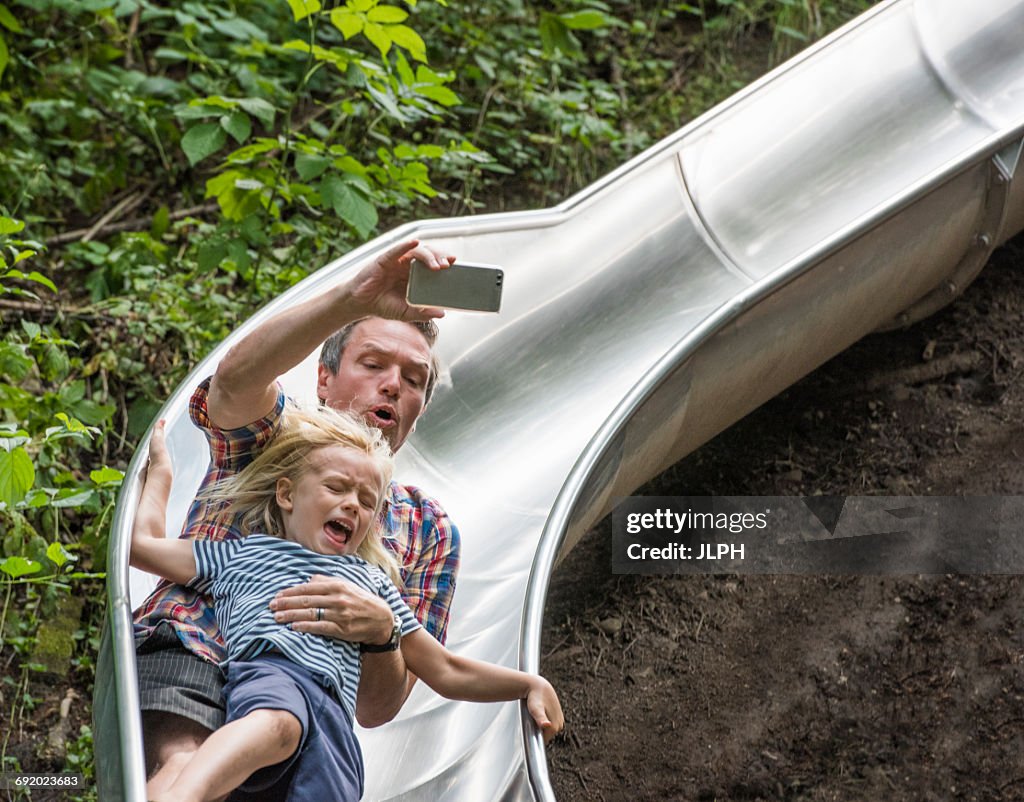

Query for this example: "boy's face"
[275,445,383,556]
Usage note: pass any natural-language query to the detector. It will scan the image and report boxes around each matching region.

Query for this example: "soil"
[541,234,1024,802]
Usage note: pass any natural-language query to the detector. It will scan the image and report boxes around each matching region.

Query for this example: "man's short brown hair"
[319,318,441,403]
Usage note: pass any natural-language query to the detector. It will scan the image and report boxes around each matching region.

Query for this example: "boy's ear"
[276,477,294,512]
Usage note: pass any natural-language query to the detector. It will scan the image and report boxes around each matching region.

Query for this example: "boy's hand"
[526,677,564,744]
[347,239,455,322]
[146,419,172,483]
[144,420,173,494]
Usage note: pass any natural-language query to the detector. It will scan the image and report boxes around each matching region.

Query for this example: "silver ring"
[315,607,324,623]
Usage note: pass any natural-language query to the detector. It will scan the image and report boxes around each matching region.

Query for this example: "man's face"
[317,318,432,451]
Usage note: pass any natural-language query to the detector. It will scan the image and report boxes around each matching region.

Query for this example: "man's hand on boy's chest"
[268,573,394,644]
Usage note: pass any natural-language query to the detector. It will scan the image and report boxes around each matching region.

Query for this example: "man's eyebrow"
[356,341,430,372]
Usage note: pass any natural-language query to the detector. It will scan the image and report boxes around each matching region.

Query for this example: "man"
[132,240,460,783]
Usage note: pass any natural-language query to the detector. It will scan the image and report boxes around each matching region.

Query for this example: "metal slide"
[95,0,1024,798]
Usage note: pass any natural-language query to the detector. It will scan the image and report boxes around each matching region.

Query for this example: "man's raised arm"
[207,240,454,430]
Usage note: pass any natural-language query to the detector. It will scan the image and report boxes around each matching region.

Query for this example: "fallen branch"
[0,297,118,323]
[861,352,984,392]
[46,202,219,246]
[82,187,153,243]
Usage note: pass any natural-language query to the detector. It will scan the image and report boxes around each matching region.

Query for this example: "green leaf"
[226,238,251,269]
[0,446,34,507]
[1,556,41,579]
[559,10,611,30]
[90,466,124,486]
[0,5,21,33]
[330,8,363,38]
[60,382,86,405]
[181,122,228,166]
[417,84,459,106]
[395,51,415,85]
[387,24,425,62]
[198,239,228,271]
[211,17,268,42]
[320,175,378,237]
[50,489,95,508]
[154,47,190,62]
[295,153,332,181]
[136,76,182,98]
[777,25,809,41]
[23,271,56,293]
[287,0,321,21]
[363,22,391,57]
[127,398,161,439]
[0,341,32,380]
[22,489,48,508]
[71,398,116,426]
[0,32,8,81]
[205,170,263,221]
[46,541,74,568]
[0,217,21,235]
[416,144,445,158]
[236,97,276,127]
[350,0,375,11]
[188,95,238,111]
[367,5,407,23]
[221,111,252,144]
[225,138,278,164]
[283,40,350,70]
[538,14,580,57]
[54,412,92,434]
[40,343,70,382]
[20,320,40,340]
[151,205,171,238]
[3,269,56,294]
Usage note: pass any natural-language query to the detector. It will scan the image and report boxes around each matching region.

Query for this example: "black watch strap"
[360,614,402,653]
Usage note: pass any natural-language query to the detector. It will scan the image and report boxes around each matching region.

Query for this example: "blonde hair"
[206,404,401,583]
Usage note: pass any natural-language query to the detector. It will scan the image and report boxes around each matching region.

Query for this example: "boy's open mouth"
[325,519,353,544]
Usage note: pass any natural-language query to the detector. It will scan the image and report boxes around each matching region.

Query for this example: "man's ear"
[316,364,331,402]
[276,477,294,512]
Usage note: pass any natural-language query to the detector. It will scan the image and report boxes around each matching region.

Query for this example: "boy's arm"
[207,240,455,429]
[400,629,564,743]
[130,421,197,585]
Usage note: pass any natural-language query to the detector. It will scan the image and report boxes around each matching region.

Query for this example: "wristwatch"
[360,614,402,653]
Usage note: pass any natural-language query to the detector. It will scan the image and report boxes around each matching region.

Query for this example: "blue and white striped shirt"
[189,535,421,723]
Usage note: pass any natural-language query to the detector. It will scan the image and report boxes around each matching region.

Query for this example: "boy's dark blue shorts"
[224,653,363,802]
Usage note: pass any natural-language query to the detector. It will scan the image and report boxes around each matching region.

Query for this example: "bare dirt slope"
[542,236,1024,802]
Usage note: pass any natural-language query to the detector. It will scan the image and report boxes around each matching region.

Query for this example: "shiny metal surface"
[96,0,1024,799]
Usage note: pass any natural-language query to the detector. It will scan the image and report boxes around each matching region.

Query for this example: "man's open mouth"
[368,406,397,427]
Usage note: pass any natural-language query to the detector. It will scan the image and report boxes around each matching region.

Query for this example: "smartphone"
[407,259,504,313]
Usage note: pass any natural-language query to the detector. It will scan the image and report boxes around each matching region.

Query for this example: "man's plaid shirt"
[132,377,460,664]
